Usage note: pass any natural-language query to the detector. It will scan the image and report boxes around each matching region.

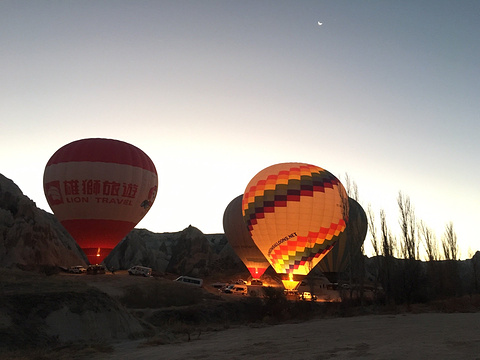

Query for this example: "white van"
[224,284,248,295]
[174,276,203,287]
[128,265,152,277]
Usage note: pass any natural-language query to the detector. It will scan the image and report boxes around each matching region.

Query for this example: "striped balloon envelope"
[242,163,348,289]
[317,197,368,283]
[43,138,158,265]
[223,195,270,279]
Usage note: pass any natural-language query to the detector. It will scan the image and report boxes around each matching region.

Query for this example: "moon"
[317,21,323,26]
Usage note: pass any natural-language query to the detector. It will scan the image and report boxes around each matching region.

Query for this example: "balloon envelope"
[318,197,368,283]
[223,195,270,279]
[242,163,348,289]
[43,138,158,264]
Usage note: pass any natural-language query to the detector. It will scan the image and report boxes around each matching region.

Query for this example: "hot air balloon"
[318,197,368,283]
[242,163,348,290]
[223,195,270,279]
[43,138,158,265]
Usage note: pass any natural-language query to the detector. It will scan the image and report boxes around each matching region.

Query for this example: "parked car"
[174,276,203,287]
[301,291,319,301]
[86,264,106,275]
[218,283,232,292]
[250,279,263,286]
[128,265,152,277]
[235,279,247,285]
[68,265,86,274]
[224,284,248,295]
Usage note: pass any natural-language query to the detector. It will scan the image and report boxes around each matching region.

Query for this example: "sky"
[1,1,479,259]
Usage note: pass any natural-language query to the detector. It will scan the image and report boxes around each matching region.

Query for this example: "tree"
[442,222,459,261]
[368,205,380,258]
[397,192,424,303]
[342,175,365,300]
[419,220,441,299]
[441,222,461,297]
[343,173,359,202]
[380,209,396,304]
[367,204,382,297]
[380,209,396,260]
[397,192,418,260]
[419,221,438,262]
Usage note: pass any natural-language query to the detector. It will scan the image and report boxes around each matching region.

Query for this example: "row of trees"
[341,175,478,305]
[368,192,460,263]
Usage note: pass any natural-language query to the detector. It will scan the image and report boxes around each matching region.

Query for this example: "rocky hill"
[104,226,244,277]
[0,174,87,269]
[0,173,243,276]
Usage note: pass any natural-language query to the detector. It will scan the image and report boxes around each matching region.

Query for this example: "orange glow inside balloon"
[242,163,348,281]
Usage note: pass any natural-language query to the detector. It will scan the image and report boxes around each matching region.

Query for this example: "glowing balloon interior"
[242,163,348,289]
[43,138,158,264]
[223,195,270,279]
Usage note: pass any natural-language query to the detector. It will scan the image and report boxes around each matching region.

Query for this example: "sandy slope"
[92,312,480,360]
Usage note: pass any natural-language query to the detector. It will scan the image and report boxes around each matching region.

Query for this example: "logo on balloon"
[45,181,63,205]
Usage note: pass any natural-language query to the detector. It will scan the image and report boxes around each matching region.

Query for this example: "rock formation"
[104,225,243,276]
[0,174,86,269]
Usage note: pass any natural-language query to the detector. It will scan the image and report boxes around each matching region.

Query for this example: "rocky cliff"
[0,174,86,269]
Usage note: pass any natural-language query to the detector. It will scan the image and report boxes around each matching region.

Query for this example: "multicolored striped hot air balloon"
[223,195,270,279]
[43,138,158,265]
[242,163,348,290]
[318,197,368,283]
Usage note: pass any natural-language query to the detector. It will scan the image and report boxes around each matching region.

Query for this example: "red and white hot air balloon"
[43,138,158,264]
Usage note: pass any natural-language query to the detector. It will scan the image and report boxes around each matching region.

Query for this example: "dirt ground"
[90,312,480,360]
[3,270,480,359]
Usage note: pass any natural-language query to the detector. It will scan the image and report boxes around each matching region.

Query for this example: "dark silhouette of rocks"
[0,174,86,270]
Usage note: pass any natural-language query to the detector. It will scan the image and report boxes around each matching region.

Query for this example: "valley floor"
[92,312,480,360]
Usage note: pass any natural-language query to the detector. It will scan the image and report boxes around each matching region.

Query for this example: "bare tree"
[419,220,441,300]
[419,220,438,262]
[367,204,382,301]
[380,209,396,259]
[397,192,425,304]
[397,192,418,260]
[442,222,459,261]
[343,173,359,202]
[439,222,461,297]
[367,205,380,257]
[380,209,396,303]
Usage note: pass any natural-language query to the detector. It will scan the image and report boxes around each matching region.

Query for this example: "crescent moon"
[318,21,323,26]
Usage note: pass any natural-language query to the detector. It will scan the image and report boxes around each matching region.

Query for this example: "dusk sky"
[2,1,479,259]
